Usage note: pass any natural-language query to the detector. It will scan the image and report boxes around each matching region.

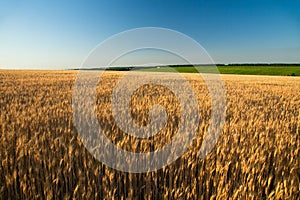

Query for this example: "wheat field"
[0,70,299,199]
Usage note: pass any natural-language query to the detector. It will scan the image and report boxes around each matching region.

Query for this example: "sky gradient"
[0,0,300,69]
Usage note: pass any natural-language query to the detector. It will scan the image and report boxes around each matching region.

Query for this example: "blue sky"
[0,0,299,69]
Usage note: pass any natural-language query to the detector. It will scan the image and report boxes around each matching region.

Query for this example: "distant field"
[138,65,300,76]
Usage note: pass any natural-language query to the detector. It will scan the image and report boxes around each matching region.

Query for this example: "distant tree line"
[71,63,300,70]
[216,63,300,66]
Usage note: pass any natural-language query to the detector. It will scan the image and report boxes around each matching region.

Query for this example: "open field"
[138,65,300,76]
[0,70,299,199]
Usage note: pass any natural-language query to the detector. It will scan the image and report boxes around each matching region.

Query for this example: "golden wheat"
[0,70,299,199]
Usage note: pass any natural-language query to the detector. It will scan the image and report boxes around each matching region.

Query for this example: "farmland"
[0,70,299,199]
[138,65,300,76]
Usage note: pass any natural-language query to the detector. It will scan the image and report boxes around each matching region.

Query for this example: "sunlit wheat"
[0,70,299,199]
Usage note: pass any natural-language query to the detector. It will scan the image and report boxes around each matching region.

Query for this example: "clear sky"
[0,0,299,69]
